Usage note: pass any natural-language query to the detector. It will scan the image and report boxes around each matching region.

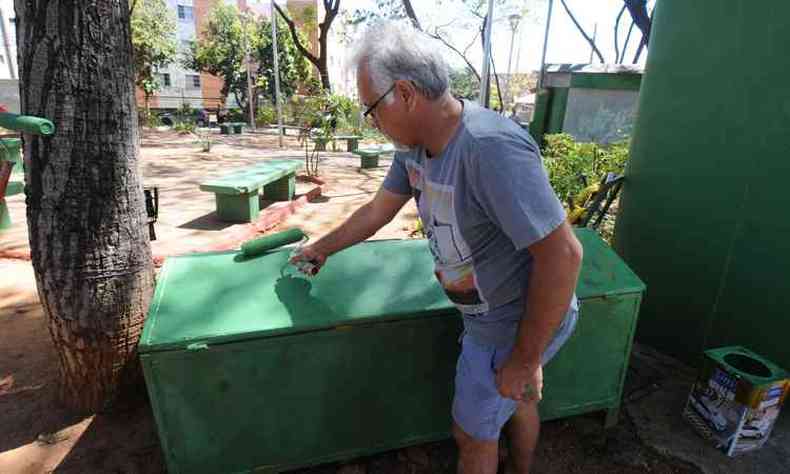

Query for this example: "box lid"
[139,239,455,353]
[575,228,646,298]
[140,231,645,353]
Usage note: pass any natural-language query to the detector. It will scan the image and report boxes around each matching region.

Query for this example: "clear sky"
[336,0,653,73]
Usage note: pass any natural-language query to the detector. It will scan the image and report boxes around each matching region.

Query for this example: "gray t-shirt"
[383,99,578,348]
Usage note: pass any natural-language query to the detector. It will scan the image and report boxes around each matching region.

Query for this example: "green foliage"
[296,5,318,33]
[289,92,361,176]
[139,109,161,128]
[449,67,479,100]
[227,108,246,122]
[187,5,313,114]
[542,133,629,202]
[173,121,196,134]
[131,0,178,106]
[185,5,247,107]
[253,17,313,100]
[256,103,277,125]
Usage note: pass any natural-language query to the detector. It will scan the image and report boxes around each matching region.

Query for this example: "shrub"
[256,103,277,126]
[173,121,196,134]
[542,133,629,203]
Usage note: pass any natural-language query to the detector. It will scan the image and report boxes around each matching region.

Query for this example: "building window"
[159,73,171,88]
[177,5,194,21]
[187,74,201,89]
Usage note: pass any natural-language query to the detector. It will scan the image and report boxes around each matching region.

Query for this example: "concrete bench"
[0,161,21,231]
[5,180,23,196]
[199,159,302,223]
[266,124,304,136]
[220,122,244,135]
[313,134,363,152]
[351,144,395,169]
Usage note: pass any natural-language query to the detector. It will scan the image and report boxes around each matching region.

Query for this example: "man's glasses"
[362,84,396,120]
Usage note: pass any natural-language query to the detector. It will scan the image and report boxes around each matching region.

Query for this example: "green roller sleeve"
[0,113,55,136]
[240,228,306,257]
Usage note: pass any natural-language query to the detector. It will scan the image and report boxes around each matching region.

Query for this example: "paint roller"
[240,228,320,275]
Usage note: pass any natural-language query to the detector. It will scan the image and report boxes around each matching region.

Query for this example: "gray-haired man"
[292,22,582,474]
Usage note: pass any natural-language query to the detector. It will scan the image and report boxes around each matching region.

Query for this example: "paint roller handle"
[289,244,326,276]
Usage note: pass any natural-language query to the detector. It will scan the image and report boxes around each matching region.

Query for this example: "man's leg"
[505,401,540,474]
[453,422,499,474]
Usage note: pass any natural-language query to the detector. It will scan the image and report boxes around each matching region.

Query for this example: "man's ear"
[396,80,418,112]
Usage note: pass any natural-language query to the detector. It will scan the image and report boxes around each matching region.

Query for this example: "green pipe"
[0,112,55,136]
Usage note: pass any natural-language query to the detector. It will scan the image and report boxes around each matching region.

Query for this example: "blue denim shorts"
[451,308,577,441]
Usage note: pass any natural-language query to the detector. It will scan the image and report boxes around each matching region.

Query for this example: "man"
[292,22,582,474]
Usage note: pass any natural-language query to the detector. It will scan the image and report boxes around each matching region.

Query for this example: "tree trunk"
[16,0,155,413]
[317,33,331,90]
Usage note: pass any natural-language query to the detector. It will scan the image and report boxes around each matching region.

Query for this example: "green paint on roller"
[0,113,55,136]
[240,228,306,258]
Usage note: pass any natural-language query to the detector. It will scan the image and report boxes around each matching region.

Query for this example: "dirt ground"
[0,130,700,473]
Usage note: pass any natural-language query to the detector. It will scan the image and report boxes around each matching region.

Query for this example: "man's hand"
[289,245,327,275]
[495,353,543,402]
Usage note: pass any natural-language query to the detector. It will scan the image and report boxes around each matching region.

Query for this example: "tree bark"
[614,4,626,64]
[624,0,651,46]
[401,0,421,30]
[16,0,155,413]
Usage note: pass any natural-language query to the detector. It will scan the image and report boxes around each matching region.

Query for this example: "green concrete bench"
[351,143,395,169]
[5,180,23,196]
[1,182,24,230]
[199,159,302,223]
[313,134,363,152]
[0,160,22,231]
[220,122,244,135]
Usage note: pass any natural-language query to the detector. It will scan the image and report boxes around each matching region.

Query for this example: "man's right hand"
[290,245,327,275]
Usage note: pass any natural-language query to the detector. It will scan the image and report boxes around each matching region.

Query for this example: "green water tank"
[614,0,790,369]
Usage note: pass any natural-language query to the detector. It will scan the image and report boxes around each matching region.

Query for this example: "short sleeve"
[382,153,413,196]
[470,134,566,250]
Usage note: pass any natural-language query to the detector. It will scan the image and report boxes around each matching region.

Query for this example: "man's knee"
[510,400,539,422]
[453,422,498,454]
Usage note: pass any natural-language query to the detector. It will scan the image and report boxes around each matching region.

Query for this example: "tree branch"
[491,54,504,113]
[401,0,422,30]
[614,4,626,65]
[430,29,480,81]
[620,20,635,63]
[559,0,605,63]
[462,30,480,57]
[624,0,651,46]
[632,37,646,64]
[273,2,319,66]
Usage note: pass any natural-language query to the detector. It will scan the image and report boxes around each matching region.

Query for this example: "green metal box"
[140,229,644,473]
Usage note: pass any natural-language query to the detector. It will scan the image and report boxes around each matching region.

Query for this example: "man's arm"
[496,222,583,400]
[294,188,411,267]
[516,222,582,364]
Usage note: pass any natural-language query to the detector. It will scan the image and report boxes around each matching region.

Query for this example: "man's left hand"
[495,354,543,402]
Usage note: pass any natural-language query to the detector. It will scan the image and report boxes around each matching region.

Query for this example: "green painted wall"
[614,1,790,369]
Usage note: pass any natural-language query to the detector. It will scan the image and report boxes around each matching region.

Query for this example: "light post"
[242,11,256,130]
[506,13,522,113]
